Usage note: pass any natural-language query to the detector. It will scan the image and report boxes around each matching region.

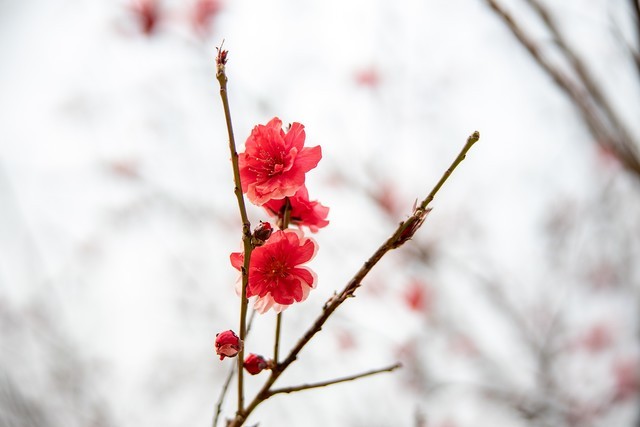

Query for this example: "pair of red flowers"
[230,117,329,314]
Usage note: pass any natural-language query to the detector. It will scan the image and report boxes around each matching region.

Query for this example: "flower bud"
[244,353,269,375]
[393,207,431,248]
[252,221,273,246]
[215,330,242,360]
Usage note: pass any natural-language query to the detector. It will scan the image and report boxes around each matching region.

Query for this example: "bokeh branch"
[485,0,640,178]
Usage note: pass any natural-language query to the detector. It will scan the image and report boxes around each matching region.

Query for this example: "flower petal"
[230,252,243,270]
[294,145,322,173]
[284,122,306,151]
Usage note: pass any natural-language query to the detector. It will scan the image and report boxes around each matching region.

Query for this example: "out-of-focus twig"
[525,0,640,170]
[485,0,640,177]
[632,0,640,74]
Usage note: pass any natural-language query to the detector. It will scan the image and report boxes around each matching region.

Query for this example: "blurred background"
[1,0,639,426]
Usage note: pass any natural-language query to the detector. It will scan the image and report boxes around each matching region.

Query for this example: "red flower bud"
[244,353,269,375]
[252,221,273,246]
[130,0,161,36]
[215,330,242,360]
[393,207,431,249]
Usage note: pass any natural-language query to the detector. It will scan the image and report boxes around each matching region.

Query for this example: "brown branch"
[227,131,480,427]
[216,44,253,415]
[267,363,401,397]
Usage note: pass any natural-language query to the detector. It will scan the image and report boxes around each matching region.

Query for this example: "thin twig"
[632,0,640,70]
[212,363,235,427]
[267,363,401,396]
[216,43,253,415]
[485,0,608,140]
[227,131,480,427]
[274,198,291,364]
[419,131,479,211]
[274,313,282,364]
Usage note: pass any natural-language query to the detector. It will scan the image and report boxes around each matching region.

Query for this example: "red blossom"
[130,0,161,35]
[335,329,356,351]
[215,330,242,360]
[239,117,322,206]
[373,183,401,217]
[613,357,639,402]
[263,186,329,233]
[354,67,381,88]
[576,323,613,353]
[108,159,140,180]
[230,229,318,313]
[449,333,479,358]
[191,0,223,35]
[244,353,269,375]
[403,279,434,313]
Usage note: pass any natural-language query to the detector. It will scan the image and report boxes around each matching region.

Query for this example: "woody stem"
[216,47,252,415]
[274,313,282,364]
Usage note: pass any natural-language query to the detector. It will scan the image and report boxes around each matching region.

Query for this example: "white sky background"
[0,0,639,426]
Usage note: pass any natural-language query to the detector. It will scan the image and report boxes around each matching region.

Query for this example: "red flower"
[244,353,269,375]
[191,0,223,36]
[215,330,242,360]
[613,357,639,402]
[239,118,321,206]
[354,67,381,88]
[230,229,318,313]
[130,0,160,35]
[403,279,434,313]
[263,186,329,233]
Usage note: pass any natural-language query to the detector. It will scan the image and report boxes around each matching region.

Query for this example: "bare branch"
[267,363,401,397]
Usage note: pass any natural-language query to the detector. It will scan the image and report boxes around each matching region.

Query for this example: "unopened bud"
[252,221,273,246]
[244,353,270,375]
[392,207,431,249]
[215,330,242,360]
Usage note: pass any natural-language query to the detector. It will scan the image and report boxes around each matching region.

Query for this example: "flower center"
[258,148,285,177]
[266,256,289,280]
